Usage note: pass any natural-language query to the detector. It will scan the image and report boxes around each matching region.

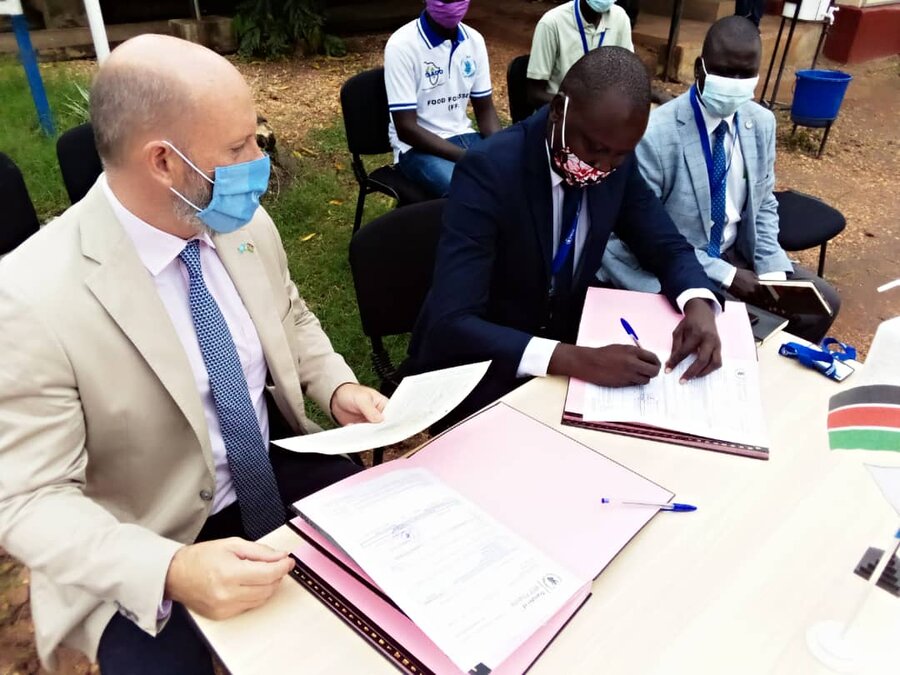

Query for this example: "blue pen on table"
[601,497,697,512]
[620,318,642,349]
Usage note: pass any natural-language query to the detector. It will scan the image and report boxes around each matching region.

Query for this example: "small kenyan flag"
[828,385,900,452]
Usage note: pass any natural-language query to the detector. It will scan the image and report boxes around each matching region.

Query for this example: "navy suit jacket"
[408,107,718,398]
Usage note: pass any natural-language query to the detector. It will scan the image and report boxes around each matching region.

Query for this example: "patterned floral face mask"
[550,94,615,188]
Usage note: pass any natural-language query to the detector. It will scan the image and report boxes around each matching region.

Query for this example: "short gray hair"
[89,65,192,168]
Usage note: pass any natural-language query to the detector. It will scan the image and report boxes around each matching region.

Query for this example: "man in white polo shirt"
[385,0,501,197]
[526,0,634,109]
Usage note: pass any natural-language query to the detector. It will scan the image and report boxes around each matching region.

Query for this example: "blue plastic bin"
[791,69,852,127]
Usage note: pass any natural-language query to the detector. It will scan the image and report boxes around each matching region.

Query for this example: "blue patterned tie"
[178,240,286,539]
[706,121,729,258]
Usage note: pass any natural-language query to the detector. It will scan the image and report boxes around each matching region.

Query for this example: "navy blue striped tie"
[707,121,729,258]
[179,240,286,539]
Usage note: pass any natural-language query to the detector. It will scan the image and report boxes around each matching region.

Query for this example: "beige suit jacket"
[0,181,356,669]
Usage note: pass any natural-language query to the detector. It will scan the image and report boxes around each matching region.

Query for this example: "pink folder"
[289,402,673,674]
[562,288,766,459]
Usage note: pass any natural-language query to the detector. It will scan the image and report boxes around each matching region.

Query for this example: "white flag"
[865,464,900,516]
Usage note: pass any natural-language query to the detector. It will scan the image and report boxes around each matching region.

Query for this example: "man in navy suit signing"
[409,47,724,420]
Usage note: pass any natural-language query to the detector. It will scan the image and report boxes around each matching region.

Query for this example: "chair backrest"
[774,189,846,250]
[507,54,536,124]
[349,199,445,340]
[0,152,41,255]
[340,67,392,157]
[57,122,103,205]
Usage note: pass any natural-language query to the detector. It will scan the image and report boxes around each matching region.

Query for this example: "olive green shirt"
[527,0,634,96]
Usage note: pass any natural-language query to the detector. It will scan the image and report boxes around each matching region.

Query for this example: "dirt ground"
[1,19,898,675]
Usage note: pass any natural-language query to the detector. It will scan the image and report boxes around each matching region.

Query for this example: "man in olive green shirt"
[526,0,633,108]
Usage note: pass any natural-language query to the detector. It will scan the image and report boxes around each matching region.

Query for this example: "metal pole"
[83,0,110,62]
[769,0,803,109]
[663,0,685,82]
[760,15,787,104]
[811,21,829,69]
[10,13,55,136]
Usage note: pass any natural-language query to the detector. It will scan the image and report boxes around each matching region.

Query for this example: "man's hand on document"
[548,343,662,387]
[667,299,722,382]
[165,538,295,620]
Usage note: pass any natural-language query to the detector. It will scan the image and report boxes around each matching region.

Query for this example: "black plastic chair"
[775,189,846,278]
[507,54,537,124]
[0,152,40,255]
[349,199,445,464]
[350,198,444,392]
[57,122,103,205]
[340,68,430,233]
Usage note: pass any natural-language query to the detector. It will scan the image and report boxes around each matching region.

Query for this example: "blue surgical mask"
[699,58,759,118]
[164,141,270,234]
[586,0,615,13]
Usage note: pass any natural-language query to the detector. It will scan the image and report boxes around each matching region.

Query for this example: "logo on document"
[423,61,445,87]
[541,573,561,590]
[461,55,476,78]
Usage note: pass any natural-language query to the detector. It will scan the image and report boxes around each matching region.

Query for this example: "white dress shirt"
[697,103,786,287]
[103,175,269,515]
[516,157,720,378]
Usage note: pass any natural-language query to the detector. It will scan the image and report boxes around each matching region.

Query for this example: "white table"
[192,338,900,674]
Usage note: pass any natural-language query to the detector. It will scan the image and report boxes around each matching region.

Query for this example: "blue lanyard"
[689,85,736,204]
[574,2,606,55]
[779,338,857,379]
[551,192,583,278]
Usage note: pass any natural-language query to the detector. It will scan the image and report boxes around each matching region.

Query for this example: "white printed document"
[296,467,586,673]
[582,350,769,449]
[273,361,490,455]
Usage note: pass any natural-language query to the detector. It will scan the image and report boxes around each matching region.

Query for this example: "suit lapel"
[80,183,214,472]
[214,228,305,429]
[677,97,713,237]
[736,109,758,213]
[524,108,554,280]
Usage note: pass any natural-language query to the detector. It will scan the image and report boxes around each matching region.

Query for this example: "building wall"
[825,2,900,62]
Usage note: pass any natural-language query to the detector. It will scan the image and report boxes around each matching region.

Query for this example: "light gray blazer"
[600,91,792,292]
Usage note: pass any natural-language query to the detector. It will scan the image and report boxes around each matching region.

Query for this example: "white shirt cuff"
[516,337,560,378]
[722,265,738,289]
[676,288,722,315]
[758,271,788,281]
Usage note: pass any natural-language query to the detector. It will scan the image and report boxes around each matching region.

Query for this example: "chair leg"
[817,242,828,278]
[353,186,366,234]
[817,123,832,159]
[791,123,797,136]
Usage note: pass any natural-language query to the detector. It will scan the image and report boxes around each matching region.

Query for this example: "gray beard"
[172,172,215,238]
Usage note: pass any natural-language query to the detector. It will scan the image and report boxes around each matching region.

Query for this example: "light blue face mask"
[698,58,759,118]
[586,0,615,13]
[164,141,270,234]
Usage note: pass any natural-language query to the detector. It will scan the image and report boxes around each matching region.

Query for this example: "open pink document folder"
[563,288,767,459]
[289,402,672,674]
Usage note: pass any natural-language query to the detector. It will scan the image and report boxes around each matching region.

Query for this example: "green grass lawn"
[0,58,91,218]
[0,58,403,424]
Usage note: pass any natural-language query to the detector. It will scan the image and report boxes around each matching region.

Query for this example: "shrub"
[233,0,347,59]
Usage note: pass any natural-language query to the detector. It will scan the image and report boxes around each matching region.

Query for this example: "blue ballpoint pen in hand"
[620,318,642,349]
[601,497,697,512]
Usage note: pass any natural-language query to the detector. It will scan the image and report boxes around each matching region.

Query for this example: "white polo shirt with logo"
[527,0,634,97]
[385,12,493,162]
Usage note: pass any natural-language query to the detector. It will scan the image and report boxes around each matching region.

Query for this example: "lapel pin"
[238,242,255,254]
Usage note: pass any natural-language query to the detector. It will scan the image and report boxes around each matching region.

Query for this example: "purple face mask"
[425,0,470,29]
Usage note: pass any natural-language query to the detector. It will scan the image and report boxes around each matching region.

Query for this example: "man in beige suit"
[0,35,387,673]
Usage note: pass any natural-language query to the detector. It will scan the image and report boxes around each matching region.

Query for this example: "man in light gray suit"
[600,16,840,342]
